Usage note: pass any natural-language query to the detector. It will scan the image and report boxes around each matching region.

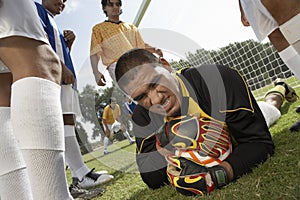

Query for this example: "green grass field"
[69,87,300,200]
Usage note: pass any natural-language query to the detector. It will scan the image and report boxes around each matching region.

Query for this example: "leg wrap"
[11,77,64,151]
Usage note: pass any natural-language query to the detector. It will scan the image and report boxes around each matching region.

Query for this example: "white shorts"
[61,85,82,117]
[240,0,278,41]
[0,0,48,74]
[257,101,281,128]
[102,123,113,133]
[103,121,121,133]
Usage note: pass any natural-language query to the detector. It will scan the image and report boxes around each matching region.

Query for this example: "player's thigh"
[268,28,290,52]
[261,0,300,25]
[0,36,62,84]
[0,72,12,107]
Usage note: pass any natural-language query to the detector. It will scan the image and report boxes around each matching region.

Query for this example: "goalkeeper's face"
[121,64,182,117]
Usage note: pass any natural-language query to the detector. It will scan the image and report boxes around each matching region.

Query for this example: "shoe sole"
[78,175,114,189]
[74,188,104,200]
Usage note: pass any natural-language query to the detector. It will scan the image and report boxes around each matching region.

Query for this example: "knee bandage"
[278,46,300,80]
[280,13,300,45]
[11,77,64,151]
[0,107,26,176]
[257,101,281,128]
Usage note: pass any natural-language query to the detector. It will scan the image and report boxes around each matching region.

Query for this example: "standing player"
[239,0,300,79]
[102,97,135,155]
[122,95,137,133]
[35,0,114,196]
[239,0,300,131]
[0,0,72,199]
[90,0,163,86]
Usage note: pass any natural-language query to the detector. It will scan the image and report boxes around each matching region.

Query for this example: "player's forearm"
[90,54,100,74]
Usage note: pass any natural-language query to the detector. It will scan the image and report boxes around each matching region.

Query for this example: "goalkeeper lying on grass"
[113,48,292,196]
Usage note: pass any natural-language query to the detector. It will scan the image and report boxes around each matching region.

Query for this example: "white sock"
[10,77,72,200]
[103,136,109,152]
[278,46,300,80]
[123,131,134,143]
[0,107,33,200]
[22,150,72,200]
[257,101,281,128]
[65,126,89,180]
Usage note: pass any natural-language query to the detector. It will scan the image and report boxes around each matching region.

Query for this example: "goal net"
[169,39,300,100]
[134,1,300,100]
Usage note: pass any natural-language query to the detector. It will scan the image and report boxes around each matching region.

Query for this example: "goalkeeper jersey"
[132,64,274,188]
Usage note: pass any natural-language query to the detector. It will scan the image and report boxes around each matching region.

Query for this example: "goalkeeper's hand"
[166,155,215,196]
[166,155,230,196]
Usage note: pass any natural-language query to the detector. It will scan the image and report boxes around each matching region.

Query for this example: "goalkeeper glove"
[166,155,229,196]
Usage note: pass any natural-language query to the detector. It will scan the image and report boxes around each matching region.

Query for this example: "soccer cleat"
[274,78,298,102]
[129,140,136,145]
[290,120,300,132]
[69,184,103,200]
[75,168,114,189]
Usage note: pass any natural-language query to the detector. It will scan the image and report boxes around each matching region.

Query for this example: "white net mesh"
[169,39,300,100]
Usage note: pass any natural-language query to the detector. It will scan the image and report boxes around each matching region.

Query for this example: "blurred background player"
[102,97,135,155]
[122,95,137,134]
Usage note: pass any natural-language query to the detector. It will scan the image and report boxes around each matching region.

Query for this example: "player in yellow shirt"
[102,97,135,154]
[90,0,163,86]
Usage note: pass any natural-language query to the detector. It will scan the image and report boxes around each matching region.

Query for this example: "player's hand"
[154,48,163,58]
[94,70,106,86]
[63,30,76,49]
[61,63,75,85]
[166,155,215,196]
[105,128,110,137]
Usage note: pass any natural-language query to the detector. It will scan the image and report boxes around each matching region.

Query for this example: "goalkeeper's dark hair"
[115,48,159,84]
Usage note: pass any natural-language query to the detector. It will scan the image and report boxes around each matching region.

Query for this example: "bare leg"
[0,72,12,107]
[261,0,300,25]
[264,93,283,110]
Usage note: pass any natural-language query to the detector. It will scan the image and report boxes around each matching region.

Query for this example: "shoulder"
[121,22,138,30]
[92,21,107,30]
[180,64,236,79]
